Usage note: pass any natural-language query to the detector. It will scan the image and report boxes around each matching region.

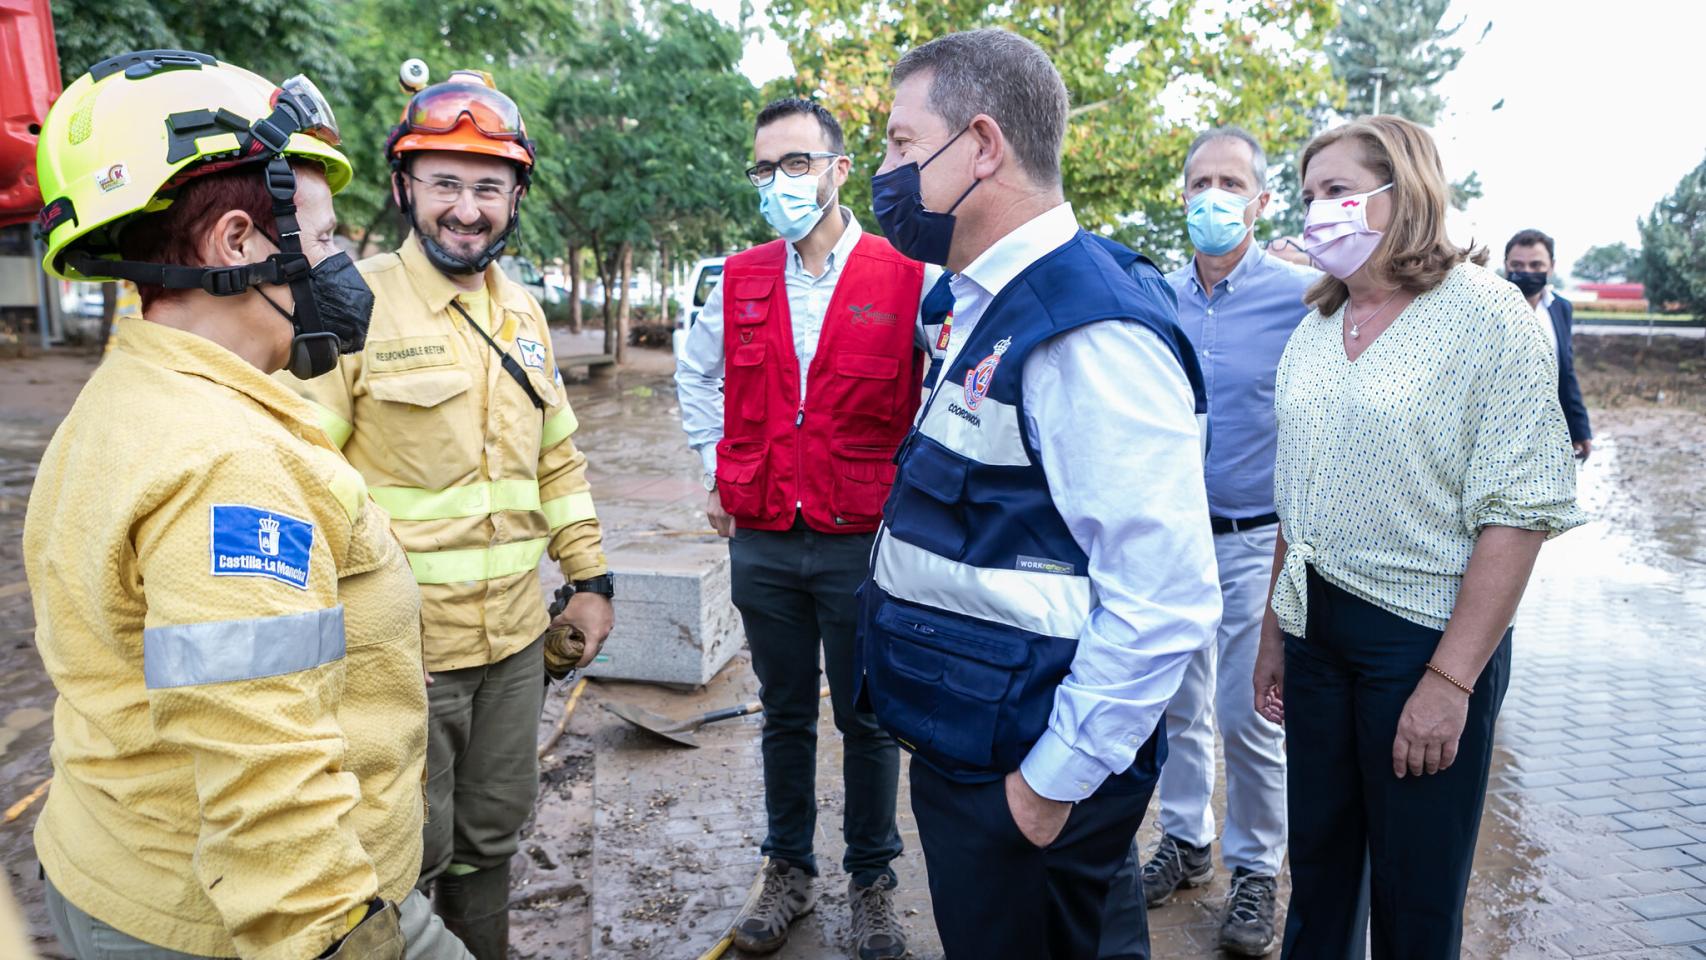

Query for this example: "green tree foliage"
[1269,0,1477,235]
[1327,0,1463,122]
[1574,241,1643,284]
[1638,155,1706,316]
[766,0,1341,267]
[46,0,756,280]
[521,2,758,351]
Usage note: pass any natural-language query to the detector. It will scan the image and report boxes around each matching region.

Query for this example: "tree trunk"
[658,242,672,323]
[594,244,617,355]
[568,247,583,335]
[615,242,633,365]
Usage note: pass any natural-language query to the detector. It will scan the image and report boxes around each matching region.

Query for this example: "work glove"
[540,583,586,683]
[319,899,402,960]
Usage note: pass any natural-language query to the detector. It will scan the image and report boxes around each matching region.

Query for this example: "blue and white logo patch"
[209,505,314,590]
[517,337,547,372]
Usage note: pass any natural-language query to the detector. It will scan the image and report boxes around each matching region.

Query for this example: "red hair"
[117,165,287,310]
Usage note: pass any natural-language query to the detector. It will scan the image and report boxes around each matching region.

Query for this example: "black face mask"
[1508,270,1549,297]
[869,126,979,266]
[258,251,377,379]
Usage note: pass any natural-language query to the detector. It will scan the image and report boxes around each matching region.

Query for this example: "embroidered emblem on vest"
[963,336,1011,412]
[849,303,898,326]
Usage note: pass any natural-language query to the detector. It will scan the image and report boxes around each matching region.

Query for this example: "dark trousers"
[729,520,902,885]
[1281,571,1511,960]
[910,757,1154,959]
[419,636,547,883]
[1095,842,1151,959]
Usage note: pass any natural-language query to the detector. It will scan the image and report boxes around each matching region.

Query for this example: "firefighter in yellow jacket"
[26,51,469,959]
[286,67,614,958]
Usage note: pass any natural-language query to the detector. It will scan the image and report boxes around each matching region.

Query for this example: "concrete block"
[579,539,743,687]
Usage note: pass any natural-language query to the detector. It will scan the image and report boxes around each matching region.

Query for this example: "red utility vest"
[716,233,925,534]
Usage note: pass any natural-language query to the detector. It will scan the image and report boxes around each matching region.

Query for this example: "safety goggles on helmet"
[271,74,341,147]
[402,80,526,142]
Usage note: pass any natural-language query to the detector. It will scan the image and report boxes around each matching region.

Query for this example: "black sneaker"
[1139,833,1213,907]
[1220,868,1279,956]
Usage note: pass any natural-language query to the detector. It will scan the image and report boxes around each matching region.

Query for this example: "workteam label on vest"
[368,336,455,372]
[209,505,314,590]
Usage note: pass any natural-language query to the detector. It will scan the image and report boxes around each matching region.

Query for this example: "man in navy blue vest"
[860,28,1221,957]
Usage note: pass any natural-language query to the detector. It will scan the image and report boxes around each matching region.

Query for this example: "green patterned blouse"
[1271,261,1586,637]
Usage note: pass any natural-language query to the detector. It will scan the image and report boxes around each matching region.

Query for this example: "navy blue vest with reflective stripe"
[860,230,1204,782]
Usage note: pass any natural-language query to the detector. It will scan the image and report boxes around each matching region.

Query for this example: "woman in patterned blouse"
[1252,115,1585,958]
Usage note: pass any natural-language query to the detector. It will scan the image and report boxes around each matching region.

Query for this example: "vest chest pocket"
[834,352,900,420]
[829,438,897,526]
[866,599,1028,771]
[729,342,768,422]
[714,437,777,523]
[887,438,970,561]
[730,276,774,328]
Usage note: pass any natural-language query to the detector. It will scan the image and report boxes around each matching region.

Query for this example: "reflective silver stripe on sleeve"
[143,606,346,689]
[873,535,1092,639]
[916,380,1032,467]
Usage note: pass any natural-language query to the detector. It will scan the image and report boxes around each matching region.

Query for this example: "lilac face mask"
[1300,182,1393,279]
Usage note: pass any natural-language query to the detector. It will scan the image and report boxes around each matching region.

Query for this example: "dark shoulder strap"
[449,299,547,410]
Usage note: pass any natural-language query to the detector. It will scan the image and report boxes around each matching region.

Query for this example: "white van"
[673,256,726,357]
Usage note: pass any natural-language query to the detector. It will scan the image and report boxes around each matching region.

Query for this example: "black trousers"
[910,756,1156,959]
[729,519,902,885]
[1281,570,1511,960]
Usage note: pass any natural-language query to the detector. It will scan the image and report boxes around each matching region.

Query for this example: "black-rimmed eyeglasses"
[745,152,841,187]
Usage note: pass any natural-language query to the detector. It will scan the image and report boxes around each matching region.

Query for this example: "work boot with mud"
[848,875,906,960]
[732,860,815,954]
[1140,833,1213,907]
[1220,868,1279,956]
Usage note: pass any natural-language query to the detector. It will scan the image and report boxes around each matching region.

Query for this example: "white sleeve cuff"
[1019,728,1115,802]
[697,444,718,478]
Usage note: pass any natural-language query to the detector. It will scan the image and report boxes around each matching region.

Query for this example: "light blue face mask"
[759,166,833,243]
[1186,188,1254,256]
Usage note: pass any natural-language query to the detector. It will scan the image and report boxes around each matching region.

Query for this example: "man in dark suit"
[1505,229,1593,460]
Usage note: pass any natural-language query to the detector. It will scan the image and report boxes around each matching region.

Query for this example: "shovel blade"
[604,701,701,748]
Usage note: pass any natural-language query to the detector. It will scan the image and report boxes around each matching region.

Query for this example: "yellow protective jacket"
[24,319,427,960]
[289,233,607,672]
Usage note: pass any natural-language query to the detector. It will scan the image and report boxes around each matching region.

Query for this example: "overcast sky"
[695,0,1705,279]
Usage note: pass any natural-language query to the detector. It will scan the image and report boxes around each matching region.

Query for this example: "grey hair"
[892,29,1069,186]
[1182,126,1268,193]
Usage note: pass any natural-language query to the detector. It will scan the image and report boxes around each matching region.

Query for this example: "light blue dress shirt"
[1165,243,1317,518]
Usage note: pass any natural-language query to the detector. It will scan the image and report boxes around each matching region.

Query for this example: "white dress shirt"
[1531,287,1560,357]
[675,208,940,477]
[937,203,1220,802]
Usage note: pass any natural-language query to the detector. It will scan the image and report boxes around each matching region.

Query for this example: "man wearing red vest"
[675,98,936,959]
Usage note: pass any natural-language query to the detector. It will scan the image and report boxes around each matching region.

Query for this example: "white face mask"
[759,166,834,242]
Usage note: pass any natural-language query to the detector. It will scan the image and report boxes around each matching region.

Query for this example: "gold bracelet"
[1425,662,1474,695]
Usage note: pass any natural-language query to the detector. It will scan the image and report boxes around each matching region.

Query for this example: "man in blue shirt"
[1131,126,1317,958]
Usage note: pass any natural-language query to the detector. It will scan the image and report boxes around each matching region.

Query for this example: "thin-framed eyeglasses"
[405,173,518,206]
[746,152,842,187]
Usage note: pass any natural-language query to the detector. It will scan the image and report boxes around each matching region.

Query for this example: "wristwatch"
[701,473,717,492]
[572,573,615,599]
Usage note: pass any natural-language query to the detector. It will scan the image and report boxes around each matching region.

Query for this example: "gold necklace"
[1347,288,1401,340]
